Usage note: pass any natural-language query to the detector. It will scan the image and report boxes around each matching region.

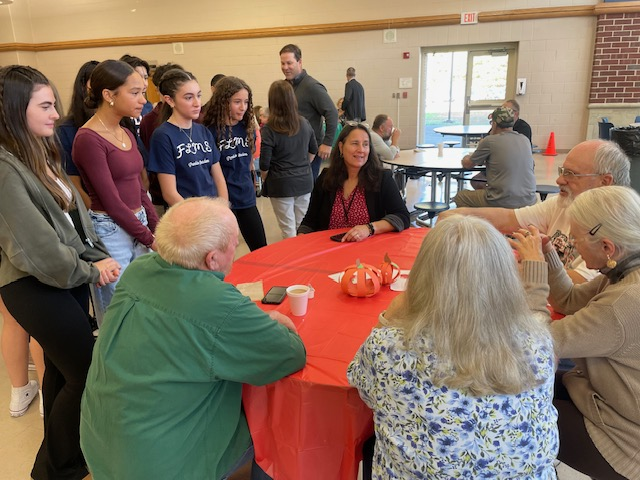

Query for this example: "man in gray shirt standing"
[280,44,338,178]
[453,106,536,208]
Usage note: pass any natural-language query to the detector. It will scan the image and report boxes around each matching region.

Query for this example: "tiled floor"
[0,151,588,479]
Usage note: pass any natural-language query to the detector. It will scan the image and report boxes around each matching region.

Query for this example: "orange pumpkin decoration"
[379,253,401,286]
[341,259,381,297]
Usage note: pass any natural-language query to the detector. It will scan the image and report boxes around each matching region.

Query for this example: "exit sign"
[461,12,478,24]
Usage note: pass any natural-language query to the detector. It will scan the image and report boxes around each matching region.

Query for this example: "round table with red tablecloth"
[226,227,428,480]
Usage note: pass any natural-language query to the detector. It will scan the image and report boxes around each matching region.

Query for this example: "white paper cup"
[286,285,310,316]
[437,142,444,157]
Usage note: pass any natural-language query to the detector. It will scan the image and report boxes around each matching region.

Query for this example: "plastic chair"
[598,122,614,141]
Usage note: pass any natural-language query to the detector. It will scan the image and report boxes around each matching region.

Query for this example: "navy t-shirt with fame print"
[208,122,256,210]
[148,122,220,199]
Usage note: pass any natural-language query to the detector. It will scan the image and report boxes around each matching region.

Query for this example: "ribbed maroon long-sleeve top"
[72,128,157,246]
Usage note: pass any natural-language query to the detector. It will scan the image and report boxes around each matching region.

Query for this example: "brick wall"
[590,12,640,103]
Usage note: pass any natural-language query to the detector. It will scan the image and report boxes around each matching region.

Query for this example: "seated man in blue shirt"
[81,197,306,480]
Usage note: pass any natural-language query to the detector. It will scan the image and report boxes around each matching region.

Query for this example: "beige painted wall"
[17,0,597,41]
[0,0,32,43]
[1,0,600,150]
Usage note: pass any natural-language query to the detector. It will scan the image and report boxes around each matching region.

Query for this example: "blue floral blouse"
[347,324,558,479]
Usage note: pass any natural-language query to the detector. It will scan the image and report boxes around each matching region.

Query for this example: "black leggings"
[1,277,94,480]
[554,372,627,480]
[233,206,267,251]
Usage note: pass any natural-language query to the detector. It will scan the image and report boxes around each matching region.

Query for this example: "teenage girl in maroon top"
[72,59,158,322]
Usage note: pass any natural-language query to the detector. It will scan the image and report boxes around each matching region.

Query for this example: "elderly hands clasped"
[507,225,553,262]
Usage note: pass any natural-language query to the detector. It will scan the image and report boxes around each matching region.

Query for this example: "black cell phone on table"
[330,232,346,242]
[262,286,287,304]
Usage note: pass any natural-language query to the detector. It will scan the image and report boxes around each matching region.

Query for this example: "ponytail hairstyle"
[157,69,198,124]
[150,63,184,128]
[85,59,135,110]
[86,60,138,134]
[152,63,184,89]
[202,76,255,154]
[0,65,73,210]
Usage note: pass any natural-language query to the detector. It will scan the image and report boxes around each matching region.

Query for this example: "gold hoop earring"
[606,255,617,269]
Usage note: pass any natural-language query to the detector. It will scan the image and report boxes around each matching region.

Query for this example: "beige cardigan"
[523,252,640,480]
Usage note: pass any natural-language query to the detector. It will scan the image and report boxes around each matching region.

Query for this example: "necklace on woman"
[179,125,193,143]
[96,114,126,148]
[169,116,194,143]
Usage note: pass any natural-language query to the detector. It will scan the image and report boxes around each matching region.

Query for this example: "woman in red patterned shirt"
[298,123,409,241]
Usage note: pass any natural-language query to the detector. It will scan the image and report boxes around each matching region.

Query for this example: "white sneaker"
[9,380,39,417]
[39,389,44,417]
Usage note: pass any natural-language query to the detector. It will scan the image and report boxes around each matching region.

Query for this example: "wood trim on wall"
[1,3,637,53]
[595,0,640,15]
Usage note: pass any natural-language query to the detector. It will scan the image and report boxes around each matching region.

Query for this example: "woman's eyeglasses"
[557,166,602,179]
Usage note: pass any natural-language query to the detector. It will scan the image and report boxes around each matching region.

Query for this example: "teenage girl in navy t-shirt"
[148,69,228,206]
[203,76,267,251]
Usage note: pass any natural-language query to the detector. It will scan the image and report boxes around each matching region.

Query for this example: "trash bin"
[610,126,640,193]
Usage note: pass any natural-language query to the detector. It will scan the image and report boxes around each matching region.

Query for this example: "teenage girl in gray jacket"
[0,65,119,480]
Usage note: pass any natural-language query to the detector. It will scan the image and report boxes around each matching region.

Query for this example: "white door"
[419,43,517,145]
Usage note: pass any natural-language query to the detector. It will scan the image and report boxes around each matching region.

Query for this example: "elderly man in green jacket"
[81,197,306,480]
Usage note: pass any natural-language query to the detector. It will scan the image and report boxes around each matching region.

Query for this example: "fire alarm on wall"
[403,52,410,59]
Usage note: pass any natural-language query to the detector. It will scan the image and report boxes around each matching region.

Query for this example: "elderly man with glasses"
[442,139,631,283]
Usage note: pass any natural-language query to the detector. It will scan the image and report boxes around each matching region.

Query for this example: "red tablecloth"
[226,228,428,480]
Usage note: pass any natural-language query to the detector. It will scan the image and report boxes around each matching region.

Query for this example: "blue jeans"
[90,208,150,325]
[311,153,322,179]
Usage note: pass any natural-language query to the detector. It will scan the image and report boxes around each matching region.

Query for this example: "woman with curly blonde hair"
[203,76,266,251]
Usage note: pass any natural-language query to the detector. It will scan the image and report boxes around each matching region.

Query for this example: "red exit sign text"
[461,12,478,24]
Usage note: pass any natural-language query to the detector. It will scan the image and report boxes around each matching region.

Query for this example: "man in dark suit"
[342,67,366,122]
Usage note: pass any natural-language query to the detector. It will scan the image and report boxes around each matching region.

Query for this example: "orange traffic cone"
[543,132,557,156]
